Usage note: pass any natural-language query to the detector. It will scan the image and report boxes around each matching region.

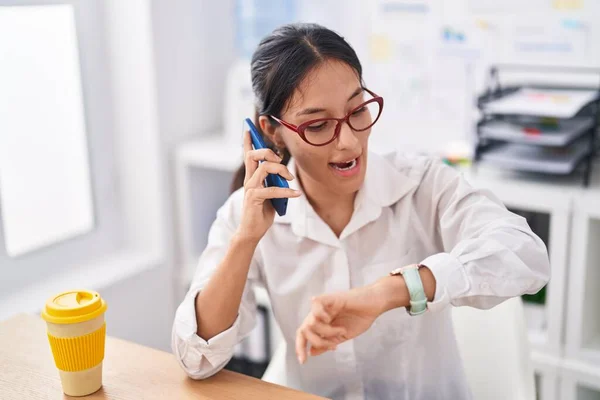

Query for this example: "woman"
[173,23,550,400]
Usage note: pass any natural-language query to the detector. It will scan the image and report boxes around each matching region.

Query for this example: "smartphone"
[245,118,289,216]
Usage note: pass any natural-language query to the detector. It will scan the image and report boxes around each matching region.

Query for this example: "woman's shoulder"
[367,150,463,200]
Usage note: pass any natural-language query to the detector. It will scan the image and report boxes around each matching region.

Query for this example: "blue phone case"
[245,118,289,216]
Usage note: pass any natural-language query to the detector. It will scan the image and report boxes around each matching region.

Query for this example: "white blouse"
[172,151,550,400]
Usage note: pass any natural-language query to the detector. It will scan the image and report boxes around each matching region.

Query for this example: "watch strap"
[390,264,427,316]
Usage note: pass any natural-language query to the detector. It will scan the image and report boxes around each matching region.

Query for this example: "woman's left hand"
[295,285,384,364]
[295,264,435,364]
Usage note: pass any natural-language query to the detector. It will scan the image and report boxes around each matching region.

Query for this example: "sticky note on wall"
[552,0,583,10]
[370,34,393,62]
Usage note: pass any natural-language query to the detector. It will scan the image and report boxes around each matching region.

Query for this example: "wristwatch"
[389,264,428,316]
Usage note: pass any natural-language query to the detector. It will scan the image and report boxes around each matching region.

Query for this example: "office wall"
[75,0,238,352]
[151,0,236,144]
[150,0,236,313]
[304,0,600,156]
[102,264,173,351]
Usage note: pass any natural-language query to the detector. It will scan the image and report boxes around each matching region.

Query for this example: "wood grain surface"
[0,314,326,400]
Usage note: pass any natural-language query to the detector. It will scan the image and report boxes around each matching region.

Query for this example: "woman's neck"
[297,171,356,238]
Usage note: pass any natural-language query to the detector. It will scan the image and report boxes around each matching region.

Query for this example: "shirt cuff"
[421,252,470,313]
[173,288,241,372]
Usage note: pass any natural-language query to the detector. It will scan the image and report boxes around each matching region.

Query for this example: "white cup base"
[59,362,103,397]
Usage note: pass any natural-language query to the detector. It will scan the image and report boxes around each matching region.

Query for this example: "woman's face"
[262,60,371,197]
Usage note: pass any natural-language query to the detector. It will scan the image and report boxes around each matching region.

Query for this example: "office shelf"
[475,64,600,187]
[175,133,241,302]
[566,178,600,369]
[524,302,548,348]
[177,134,242,172]
[532,352,561,400]
[479,117,595,147]
[480,138,590,175]
[576,386,600,400]
[561,359,600,400]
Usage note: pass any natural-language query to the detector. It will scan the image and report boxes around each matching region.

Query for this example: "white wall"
[84,0,239,352]
[102,264,173,351]
[100,0,179,351]
[150,0,236,308]
[151,0,236,145]
[54,0,177,352]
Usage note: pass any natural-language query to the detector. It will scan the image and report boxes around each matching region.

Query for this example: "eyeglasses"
[269,88,384,146]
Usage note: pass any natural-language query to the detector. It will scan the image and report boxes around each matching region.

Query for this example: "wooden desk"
[0,314,325,399]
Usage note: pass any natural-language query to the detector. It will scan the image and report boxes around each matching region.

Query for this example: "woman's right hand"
[237,130,301,242]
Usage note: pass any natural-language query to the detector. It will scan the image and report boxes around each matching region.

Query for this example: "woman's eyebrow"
[295,88,364,117]
[347,87,363,101]
[296,107,326,117]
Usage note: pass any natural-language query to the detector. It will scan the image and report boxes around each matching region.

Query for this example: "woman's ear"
[259,115,286,149]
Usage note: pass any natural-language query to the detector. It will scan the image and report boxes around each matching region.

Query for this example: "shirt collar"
[274,151,421,245]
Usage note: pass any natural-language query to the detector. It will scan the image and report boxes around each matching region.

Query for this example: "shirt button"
[480,282,490,290]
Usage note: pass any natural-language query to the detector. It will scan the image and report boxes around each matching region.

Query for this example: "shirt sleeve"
[172,193,261,379]
[418,160,551,312]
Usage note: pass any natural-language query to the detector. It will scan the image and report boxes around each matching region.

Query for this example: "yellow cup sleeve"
[47,323,106,372]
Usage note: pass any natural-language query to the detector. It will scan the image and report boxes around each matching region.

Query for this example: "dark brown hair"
[230,23,363,193]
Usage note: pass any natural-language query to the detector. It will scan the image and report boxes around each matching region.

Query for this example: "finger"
[311,298,332,323]
[243,139,281,184]
[242,131,257,181]
[309,319,347,339]
[246,148,283,164]
[295,329,308,364]
[248,187,301,201]
[304,327,338,351]
[243,129,253,153]
[310,346,333,357]
[334,332,349,345]
[246,162,294,188]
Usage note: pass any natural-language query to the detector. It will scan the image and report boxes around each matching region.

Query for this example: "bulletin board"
[303,0,600,156]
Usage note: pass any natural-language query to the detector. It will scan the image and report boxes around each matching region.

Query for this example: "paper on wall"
[507,17,591,65]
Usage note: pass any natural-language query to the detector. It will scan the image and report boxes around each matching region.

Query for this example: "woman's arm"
[417,160,550,311]
[172,203,262,379]
[373,265,436,312]
[194,232,260,340]
[194,131,297,340]
[173,131,299,379]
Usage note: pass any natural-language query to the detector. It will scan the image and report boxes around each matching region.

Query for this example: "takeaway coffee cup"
[41,290,107,396]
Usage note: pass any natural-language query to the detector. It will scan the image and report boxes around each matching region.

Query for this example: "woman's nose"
[335,121,360,150]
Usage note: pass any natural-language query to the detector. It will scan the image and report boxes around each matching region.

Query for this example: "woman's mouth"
[329,157,361,177]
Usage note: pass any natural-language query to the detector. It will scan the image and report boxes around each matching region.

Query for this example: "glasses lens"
[302,119,338,145]
[348,100,381,131]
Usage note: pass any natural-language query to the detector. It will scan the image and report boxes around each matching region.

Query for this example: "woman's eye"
[351,106,367,116]
[306,121,328,132]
